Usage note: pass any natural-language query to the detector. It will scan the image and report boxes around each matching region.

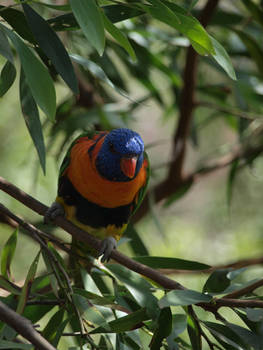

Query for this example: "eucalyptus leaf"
[42,308,65,343]
[0,6,36,44]
[210,35,237,80]
[133,256,210,270]
[159,289,212,308]
[70,54,133,101]
[0,60,16,97]
[0,276,20,295]
[23,4,78,94]
[19,68,46,174]
[70,0,105,55]
[1,228,17,279]
[0,28,14,63]
[203,269,232,294]
[241,0,263,28]
[3,26,56,121]
[142,0,214,55]
[72,293,108,328]
[203,321,250,350]
[17,252,40,315]
[107,264,159,318]
[150,307,172,350]
[90,308,149,334]
[102,12,136,61]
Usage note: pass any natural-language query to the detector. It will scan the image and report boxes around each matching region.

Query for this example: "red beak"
[120,157,137,178]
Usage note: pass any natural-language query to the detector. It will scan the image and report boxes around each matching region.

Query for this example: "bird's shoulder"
[58,130,107,178]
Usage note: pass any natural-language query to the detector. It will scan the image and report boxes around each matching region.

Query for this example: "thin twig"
[224,279,263,299]
[197,100,262,120]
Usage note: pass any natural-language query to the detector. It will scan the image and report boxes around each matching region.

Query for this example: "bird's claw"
[99,237,117,263]
[44,202,65,224]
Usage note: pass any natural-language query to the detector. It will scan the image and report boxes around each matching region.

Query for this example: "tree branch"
[134,0,221,222]
[169,0,220,180]
[159,255,263,275]
[0,176,185,291]
[2,176,263,322]
[224,279,263,300]
[198,297,263,311]
[0,301,56,350]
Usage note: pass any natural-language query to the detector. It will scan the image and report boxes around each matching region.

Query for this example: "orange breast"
[66,136,147,208]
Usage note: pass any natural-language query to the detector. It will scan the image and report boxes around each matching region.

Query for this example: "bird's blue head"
[96,128,145,182]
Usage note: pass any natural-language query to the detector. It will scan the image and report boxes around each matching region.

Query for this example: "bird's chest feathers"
[66,141,145,208]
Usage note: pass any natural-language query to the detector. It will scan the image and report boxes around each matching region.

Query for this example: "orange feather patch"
[65,136,148,208]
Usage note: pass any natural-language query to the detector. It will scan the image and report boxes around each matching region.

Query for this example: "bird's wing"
[131,151,150,216]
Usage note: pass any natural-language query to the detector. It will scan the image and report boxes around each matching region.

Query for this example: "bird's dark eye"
[109,142,116,153]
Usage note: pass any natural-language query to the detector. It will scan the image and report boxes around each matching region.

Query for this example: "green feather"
[131,151,150,216]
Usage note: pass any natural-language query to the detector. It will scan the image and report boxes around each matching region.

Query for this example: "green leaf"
[0,276,21,295]
[0,6,36,44]
[211,10,244,26]
[241,0,263,28]
[103,4,144,23]
[19,68,46,174]
[203,321,250,350]
[74,288,118,309]
[167,314,187,346]
[1,229,17,279]
[187,314,202,350]
[3,27,56,121]
[203,269,232,294]
[72,293,107,328]
[42,308,65,343]
[150,307,172,350]
[159,289,212,308]
[69,0,105,56]
[246,308,263,323]
[53,318,69,347]
[143,0,214,55]
[133,256,210,271]
[23,303,55,325]
[16,252,40,315]
[22,4,78,94]
[0,28,14,63]
[70,54,132,101]
[233,29,263,77]
[0,340,33,349]
[90,308,149,334]
[41,250,59,298]
[210,35,236,80]
[102,12,136,61]
[107,264,159,318]
[130,40,182,87]
[126,224,149,256]
[227,322,261,350]
[0,61,16,97]
[48,4,143,32]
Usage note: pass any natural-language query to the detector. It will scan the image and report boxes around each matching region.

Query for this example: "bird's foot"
[99,237,117,263]
[44,202,65,224]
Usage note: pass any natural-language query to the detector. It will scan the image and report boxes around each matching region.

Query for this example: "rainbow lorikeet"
[44,128,150,262]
